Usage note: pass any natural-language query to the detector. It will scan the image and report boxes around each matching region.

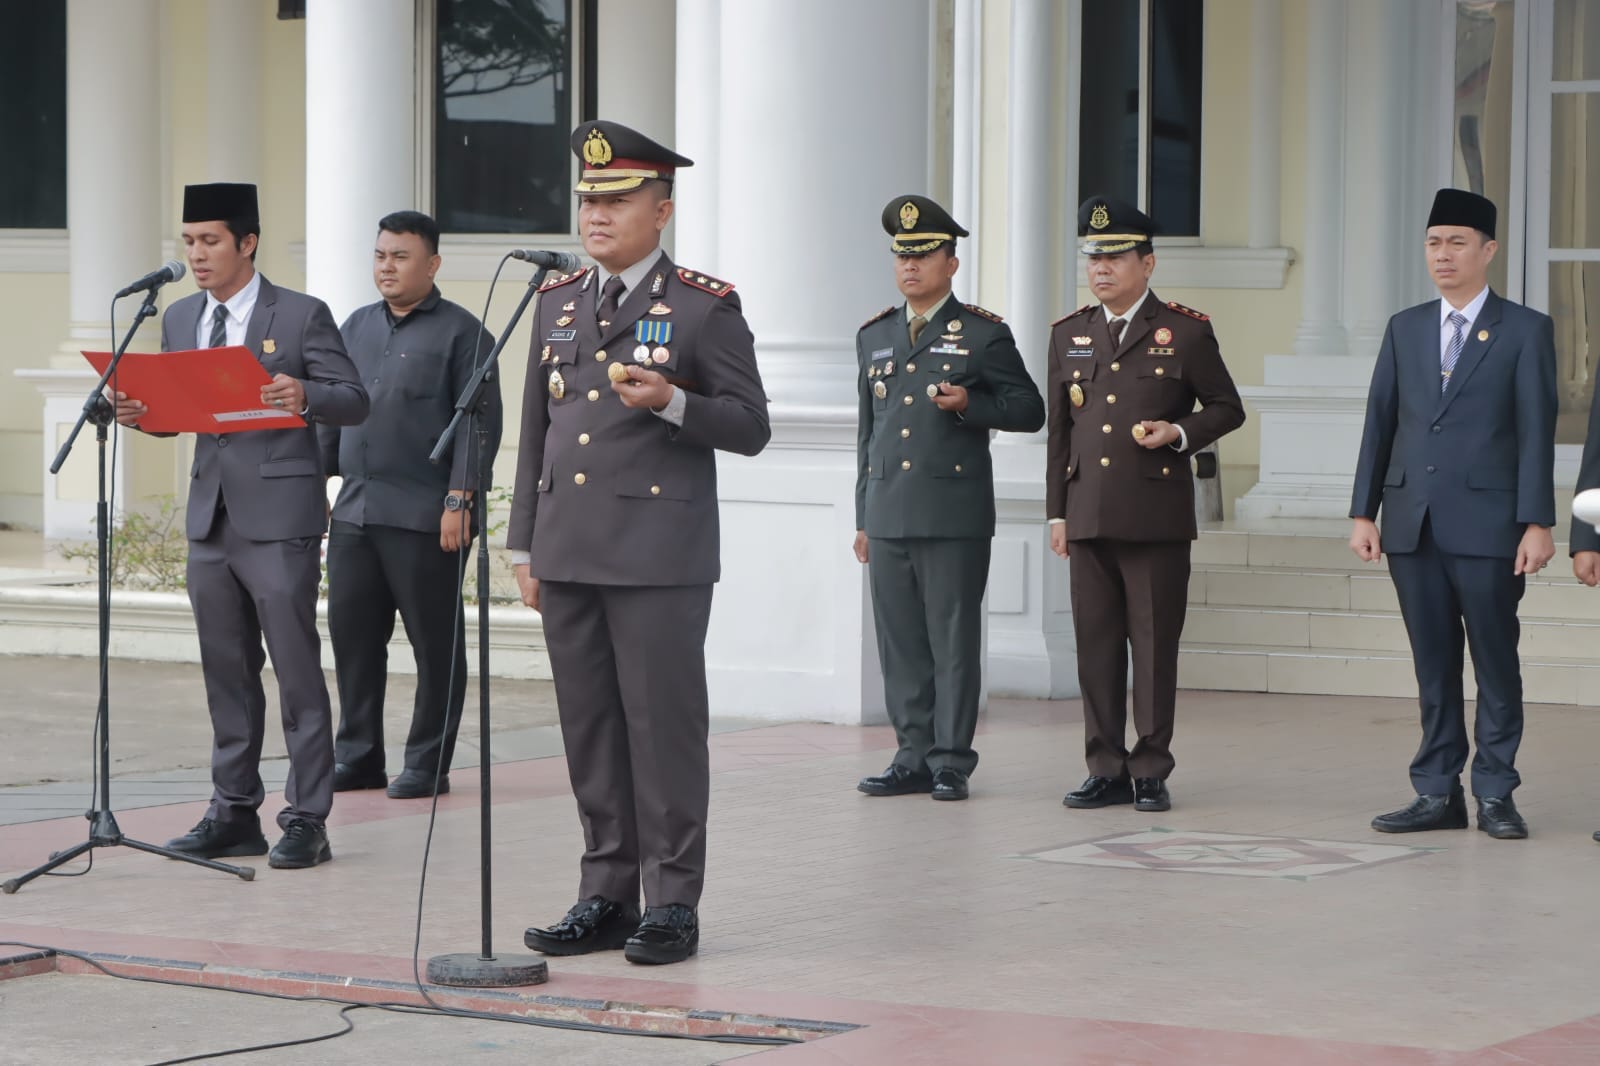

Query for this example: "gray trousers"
[867,536,991,776]
[187,513,334,830]
[538,581,714,909]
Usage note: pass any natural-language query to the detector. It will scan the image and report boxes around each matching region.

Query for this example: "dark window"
[434,0,574,234]
[0,1,67,229]
[1078,0,1203,237]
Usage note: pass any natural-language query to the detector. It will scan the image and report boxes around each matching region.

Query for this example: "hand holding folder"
[84,346,307,434]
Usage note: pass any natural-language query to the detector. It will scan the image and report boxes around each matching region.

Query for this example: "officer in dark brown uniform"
[508,120,771,965]
[1046,197,1245,813]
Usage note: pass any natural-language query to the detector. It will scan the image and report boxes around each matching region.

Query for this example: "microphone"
[510,249,583,273]
[115,259,186,299]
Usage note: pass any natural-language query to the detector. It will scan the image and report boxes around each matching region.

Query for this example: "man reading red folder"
[113,182,368,869]
[87,345,307,434]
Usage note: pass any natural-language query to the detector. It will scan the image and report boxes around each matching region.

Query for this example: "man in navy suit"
[1349,188,1556,840]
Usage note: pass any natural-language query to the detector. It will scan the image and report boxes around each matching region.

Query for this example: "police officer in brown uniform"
[508,121,770,965]
[1046,197,1244,813]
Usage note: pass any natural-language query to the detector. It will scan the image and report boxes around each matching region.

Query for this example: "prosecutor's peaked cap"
[1077,196,1158,255]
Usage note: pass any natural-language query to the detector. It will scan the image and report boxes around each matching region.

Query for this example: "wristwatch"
[444,493,467,512]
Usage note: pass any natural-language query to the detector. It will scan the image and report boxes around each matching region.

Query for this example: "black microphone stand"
[4,285,255,893]
[422,265,551,986]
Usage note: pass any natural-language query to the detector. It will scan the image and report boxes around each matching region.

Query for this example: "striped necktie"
[1441,310,1468,393]
[208,304,228,348]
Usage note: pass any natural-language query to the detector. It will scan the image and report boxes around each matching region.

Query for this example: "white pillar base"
[1234,354,1376,521]
[16,368,126,540]
[987,440,1078,699]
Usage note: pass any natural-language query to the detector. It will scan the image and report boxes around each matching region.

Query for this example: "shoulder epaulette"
[1167,300,1209,322]
[962,302,1003,323]
[676,267,736,297]
[1051,303,1095,327]
[861,306,896,329]
[537,266,588,293]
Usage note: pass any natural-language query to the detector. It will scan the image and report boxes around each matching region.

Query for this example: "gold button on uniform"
[1106,394,1117,404]
[1100,457,1111,467]
[903,396,914,406]
[942,363,951,371]
[574,473,587,485]
[900,427,910,438]
[1102,424,1112,433]
[650,485,661,495]
[954,464,962,473]
[1111,362,1120,372]
[901,459,912,470]
[1162,466,1171,476]
[578,433,590,445]
[587,388,600,401]
[906,362,917,373]
[1155,366,1165,377]
[596,349,608,361]
[1072,369,1082,380]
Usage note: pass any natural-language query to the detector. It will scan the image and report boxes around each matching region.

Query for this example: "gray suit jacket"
[855,298,1044,538]
[161,276,370,542]
[1351,291,1556,558]
[507,257,770,585]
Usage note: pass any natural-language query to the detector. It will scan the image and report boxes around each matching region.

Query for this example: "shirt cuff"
[1170,424,1188,452]
[510,550,530,566]
[653,386,686,427]
[1047,518,1066,525]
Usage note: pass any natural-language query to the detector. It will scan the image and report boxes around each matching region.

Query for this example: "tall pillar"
[1340,0,1406,356]
[686,0,932,722]
[1248,0,1282,250]
[304,1,415,324]
[1291,0,1347,357]
[18,0,162,538]
[205,2,262,182]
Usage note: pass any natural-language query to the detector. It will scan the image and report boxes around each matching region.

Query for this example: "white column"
[671,0,720,269]
[304,1,415,324]
[205,2,262,181]
[20,1,162,539]
[1340,0,1407,356]
[989,0,1075,698]
[1291,0,1347,357]
[1248,0,1282,249]
[951,0,983,277]
[688,0,932,723]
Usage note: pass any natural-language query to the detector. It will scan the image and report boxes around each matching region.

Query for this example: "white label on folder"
[214,409,290,422]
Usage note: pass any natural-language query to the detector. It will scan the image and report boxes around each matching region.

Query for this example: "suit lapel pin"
[262,339,276,354]
[1478,329,1489,341]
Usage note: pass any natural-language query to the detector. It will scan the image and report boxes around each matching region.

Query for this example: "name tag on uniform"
[870,347,893,362]
[930,345,969,356]
[547,329,577,342]
[1066,347,1094,357]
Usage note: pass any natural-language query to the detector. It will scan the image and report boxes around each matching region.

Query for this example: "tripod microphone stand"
[3,286,255,894]
[420,263,553,987]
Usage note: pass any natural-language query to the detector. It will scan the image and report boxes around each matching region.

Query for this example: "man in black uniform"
[320,210,501,800]
[854,195,1044,801]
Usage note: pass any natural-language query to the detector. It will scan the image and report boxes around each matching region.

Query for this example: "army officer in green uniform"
[854,195,1045,802]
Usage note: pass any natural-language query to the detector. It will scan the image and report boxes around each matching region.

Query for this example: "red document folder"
[82,347,306,434]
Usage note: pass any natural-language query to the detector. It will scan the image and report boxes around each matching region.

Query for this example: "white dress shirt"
[1440,285,1491,356]
[195,270,262,349]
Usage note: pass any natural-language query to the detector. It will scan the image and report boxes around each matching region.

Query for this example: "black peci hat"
[182,182,259,224]
[1427,188,1496,239]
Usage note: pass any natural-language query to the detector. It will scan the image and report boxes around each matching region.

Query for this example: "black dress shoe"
[1475,795,1528,839]
[268,819,332,869]
[1062,776,1135,809]
[624,904,699,965]
[1593,829,1600,844]
[931,767,969,801]
[1371,786,1468,833]
[165,817,268,859]
[524,897,641,956]
[386,768,449,799]
[1134,778,1171,812]
[857,764,933,796]
[333,763,388,792]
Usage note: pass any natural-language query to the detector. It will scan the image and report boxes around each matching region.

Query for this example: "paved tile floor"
[3,675,1599,1064]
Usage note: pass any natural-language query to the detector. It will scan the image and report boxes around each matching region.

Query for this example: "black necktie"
[1109,317,1127,348]
[598,275,625,326]
[208,304,228,348]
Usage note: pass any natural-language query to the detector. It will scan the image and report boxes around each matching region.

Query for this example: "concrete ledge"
[0,585,550,680]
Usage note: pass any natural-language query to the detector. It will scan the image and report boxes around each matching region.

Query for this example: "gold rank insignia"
[649,303,671,315]
[1154,327,1173,345]
[1478,329,1489,341]
[548,368,566,399]
[899,200,919,230]
[873,380,887,399]
[556,315,574,327]
[1073,336,1092,345]
[262,339,276,354]
[1070,383,1085,407]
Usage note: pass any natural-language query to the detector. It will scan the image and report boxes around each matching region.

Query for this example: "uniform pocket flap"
[258,457,318,479]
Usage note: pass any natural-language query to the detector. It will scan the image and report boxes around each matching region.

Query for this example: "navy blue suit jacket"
[1350,291,1556,558]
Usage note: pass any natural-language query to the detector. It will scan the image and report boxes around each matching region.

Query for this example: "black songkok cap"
[182,182,259,224]
[1427,188,1496,240]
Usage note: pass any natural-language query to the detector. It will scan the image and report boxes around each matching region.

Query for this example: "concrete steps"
[1180,522,1600,703]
